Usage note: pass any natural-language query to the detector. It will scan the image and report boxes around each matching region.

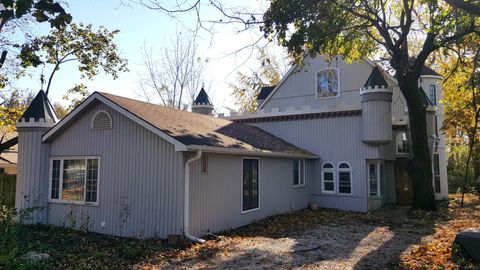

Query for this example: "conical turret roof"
[364,66,388,88]
[193,88,213,107]
[20,90,58,123]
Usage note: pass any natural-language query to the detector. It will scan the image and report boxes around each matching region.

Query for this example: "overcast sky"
[15,0,284,113]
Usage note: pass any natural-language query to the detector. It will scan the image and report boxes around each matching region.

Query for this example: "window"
[50,157,99,204]
[322,162,335,193]
[242,158,259,212]
[316,68,339,98]
[201,154,208,174]
[338,162,352,194]
[92,111,112,130]
[433,154,441,193]
[368,161,383,197]
[396,132,410,154]
[429,85,436,105]
[293,159,306,187]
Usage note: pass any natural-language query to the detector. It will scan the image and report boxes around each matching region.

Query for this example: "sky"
[15,0,281,113]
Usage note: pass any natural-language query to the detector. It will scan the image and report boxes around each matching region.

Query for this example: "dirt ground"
[136,194,480,270]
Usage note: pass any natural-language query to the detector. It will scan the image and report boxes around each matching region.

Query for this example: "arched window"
[322,162,335,193]
[92,110,112,130]
[337,162,352,194]
[316,68,339,98]
[396,132,409,154]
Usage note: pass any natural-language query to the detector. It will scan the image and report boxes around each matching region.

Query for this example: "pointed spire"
[18,90,58,126]
[193,88,213,106]
[364,66,388,89]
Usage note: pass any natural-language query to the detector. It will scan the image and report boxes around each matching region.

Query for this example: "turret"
[360,67,393,145]
[16,90,58,223]
[192,88,214,115]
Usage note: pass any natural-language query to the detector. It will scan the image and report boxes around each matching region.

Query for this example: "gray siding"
[361,97,393,145]
[252,116,385,212]
[16,127,51,223]
[188,153,311,236]
[47,101,185,238]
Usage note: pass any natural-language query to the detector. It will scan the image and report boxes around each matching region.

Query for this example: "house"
[15,55,448,240]
[15,89,316,240]
[0,131,18,175]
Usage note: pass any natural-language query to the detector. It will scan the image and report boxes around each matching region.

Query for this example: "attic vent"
[92,111,112,130]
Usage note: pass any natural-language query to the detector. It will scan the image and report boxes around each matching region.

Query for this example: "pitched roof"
[0,131,17,166]
[193,88,213,106]
[257,86,275,100]
[20,90,58,122]
[65,92,316,158]
[364,66,388,88]
[418,87,434,107]
[421,66,441,77]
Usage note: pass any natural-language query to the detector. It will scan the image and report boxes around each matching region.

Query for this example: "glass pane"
[251,160,259,208]
[324,172,333,181]
[369,180,378,196]
[323,163,334,169]
[51,160,61,199]
[339,163,350,169]
[338,172,351,194]
[324,181,334,191]
[293,160,299,185]
[317,69,339,98]
[300,160,305,185]
[434,176,441,193]
[62,159,86,201]
[243,160,251,211]
[369,164,377,179]
[86,159,99,203]
[433,154,440,175]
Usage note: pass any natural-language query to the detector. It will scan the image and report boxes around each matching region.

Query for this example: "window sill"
[293,184,307,188]
[241,207,259,214]
[48,200,99,207]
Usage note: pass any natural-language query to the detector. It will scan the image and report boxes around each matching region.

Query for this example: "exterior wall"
[47,101,185,238]
[252,115,390,213]
[0,166,17,175]
[419,77,448,199]
[16,127,51,223]
[188,153,312,236]
[361,91,393,145]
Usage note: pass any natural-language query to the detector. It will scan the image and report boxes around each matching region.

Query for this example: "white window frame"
[241,157,260,214]
[337,162,352,195]
[315,67,340,99]
[48,156,100,205]
[396,132,410,154]
[293,159,307,187]
[91,110,112,130]
[321,162,336,194]
[367,160,383,197]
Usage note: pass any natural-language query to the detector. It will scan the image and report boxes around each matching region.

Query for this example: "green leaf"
[15,0,34,18]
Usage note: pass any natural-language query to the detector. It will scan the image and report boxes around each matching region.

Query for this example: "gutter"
[187,145,318,159]
[184,150,206,244]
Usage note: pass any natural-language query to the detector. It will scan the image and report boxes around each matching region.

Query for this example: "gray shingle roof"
[193,88,213,106]
[100,92,317,158]
[364,67,388,88]
[20,90,57,122]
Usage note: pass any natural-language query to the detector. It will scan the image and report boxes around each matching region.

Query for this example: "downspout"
[184,150,206,244]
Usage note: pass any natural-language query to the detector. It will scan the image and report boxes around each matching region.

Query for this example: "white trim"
[17,117,56,128]
[187,145,317,159]
[315,67,340,100]
[293,159,307,187]
[42,92,188,151]
[241,157,260,214]
[337,161,353,195]
[91,110,113,130]
[48,156,100,206]
[321,162,336,194]
[367,160,383,197]
[420,75,443,80]
[228,106,361,121]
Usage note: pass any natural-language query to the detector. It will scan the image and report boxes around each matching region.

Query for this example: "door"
[395,159,413,205]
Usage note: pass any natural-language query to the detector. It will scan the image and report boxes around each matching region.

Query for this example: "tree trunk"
[398,76,437,210]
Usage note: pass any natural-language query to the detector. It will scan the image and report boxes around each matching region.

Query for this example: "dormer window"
[92,110,112,130]
[316,68,339,98]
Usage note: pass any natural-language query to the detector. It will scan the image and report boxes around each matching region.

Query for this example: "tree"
[230,47,287,112]
[19,23,128,95]
[138,31,204,110]
[262,0,479,210]
[0,0,72,87]
[438,34,480,203]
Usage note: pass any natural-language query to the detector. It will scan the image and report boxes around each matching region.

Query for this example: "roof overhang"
[187,145,318,159]
[42,92,188,151]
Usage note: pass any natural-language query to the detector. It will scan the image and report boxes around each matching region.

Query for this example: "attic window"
[92,111,112,130]
[316,68,339,98]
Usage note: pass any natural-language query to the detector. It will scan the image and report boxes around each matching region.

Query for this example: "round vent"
[92,111,112,130]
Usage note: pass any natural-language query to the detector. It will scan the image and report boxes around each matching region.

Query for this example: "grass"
[1,194,479,269]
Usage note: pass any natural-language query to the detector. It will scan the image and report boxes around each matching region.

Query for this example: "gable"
[259,56,397,113]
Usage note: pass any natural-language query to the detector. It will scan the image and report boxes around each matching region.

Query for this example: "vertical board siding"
[252,116,382,213]
[361,100,393,143]
[16,128,51,223]
[48,101,184,238]
[188,153,311,236]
